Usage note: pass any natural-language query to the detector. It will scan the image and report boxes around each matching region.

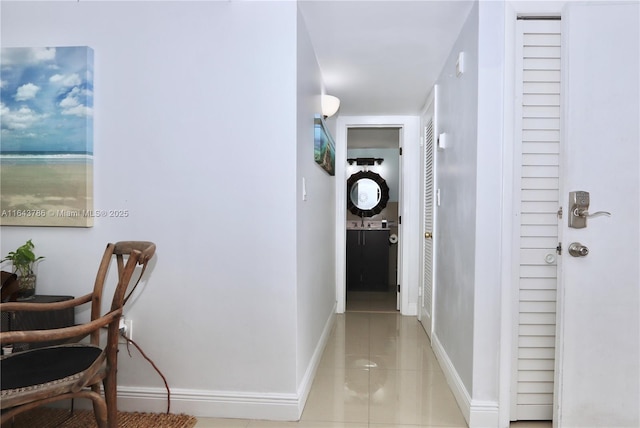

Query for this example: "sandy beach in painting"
[0,160,94,227]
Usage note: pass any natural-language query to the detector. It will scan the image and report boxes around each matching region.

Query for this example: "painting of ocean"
[1,46,94,227]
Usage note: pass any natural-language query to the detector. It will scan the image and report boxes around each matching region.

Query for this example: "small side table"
[1,295,75,352]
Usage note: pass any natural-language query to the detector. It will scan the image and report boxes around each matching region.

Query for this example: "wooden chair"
[1,271,19,303]
[0,241,156,428]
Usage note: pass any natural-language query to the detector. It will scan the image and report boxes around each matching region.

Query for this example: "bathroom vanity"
[346,227,389,292]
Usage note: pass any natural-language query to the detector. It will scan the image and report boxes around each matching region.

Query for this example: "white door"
[397,134,403,311]
[419,95,435,338]
[511,18,561,421]
[556,2,639,427]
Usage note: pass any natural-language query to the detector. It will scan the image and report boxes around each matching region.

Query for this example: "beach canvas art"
[1,46,94,227]
[314,115,335,176]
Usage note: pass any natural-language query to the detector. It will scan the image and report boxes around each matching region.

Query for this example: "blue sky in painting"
[0,46,94,154]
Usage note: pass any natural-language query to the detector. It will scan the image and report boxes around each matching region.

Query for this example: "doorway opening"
[345,127,401,313]
[509,17,561,423]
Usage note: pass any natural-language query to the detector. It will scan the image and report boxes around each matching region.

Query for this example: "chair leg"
[90,385,101,426]
[103,366,118,428]
[88,393,108,428]
[103,328,120,428]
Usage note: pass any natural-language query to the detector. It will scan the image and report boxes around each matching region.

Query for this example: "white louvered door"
[419,116,434,338]
[511,18,561,421]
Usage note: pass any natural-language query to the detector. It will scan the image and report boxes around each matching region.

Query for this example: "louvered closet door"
[420,117,434,337]
[513,19,561,421]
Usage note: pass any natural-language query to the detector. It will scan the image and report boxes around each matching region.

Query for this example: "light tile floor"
[346,291,398,313]
[195,313,553,428]
[196,312,464,427]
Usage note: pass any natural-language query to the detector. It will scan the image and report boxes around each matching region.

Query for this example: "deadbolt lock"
[568,191,611,228]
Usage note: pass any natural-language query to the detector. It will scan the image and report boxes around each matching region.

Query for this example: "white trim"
[116,386,300,421]
[432,333,499,428]
[501,3,567,428]
[63,385,301,421]
[500,3,518,427]
[469,401,501,428]
[432,333,471,423]
[95,306,339,421]
[295,303,337,417]
[404,301,417,316]
[431,85,439,339]
[555,9,571,428]
[335,115,420,316]
[418,85,438,340]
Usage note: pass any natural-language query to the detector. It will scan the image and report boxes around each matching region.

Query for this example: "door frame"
[418,87,438,339]
[499,2,566,427]
[509,17,562,422]
[335,115,421,315]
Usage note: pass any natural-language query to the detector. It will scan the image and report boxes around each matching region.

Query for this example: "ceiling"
[298,0,475,117]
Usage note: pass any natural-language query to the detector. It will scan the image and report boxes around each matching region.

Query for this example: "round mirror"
[350,178,380,210]
[347,171,390,217]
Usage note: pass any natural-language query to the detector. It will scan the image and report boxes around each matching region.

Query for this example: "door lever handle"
[573,208,611,219]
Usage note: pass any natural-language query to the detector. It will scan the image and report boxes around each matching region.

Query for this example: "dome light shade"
[321,95,340,118]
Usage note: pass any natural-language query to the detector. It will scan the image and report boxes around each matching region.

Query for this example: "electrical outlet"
[118,318,133,343]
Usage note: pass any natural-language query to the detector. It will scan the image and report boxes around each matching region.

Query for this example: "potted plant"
[1,239,45,300]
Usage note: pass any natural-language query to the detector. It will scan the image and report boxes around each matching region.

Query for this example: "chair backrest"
[88,241,156,346]
[1,272,19,302]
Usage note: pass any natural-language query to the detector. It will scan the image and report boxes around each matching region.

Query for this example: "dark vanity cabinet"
[346,229,389,292]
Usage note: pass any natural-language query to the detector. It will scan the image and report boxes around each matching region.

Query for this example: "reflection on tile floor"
[346,291,398,313]
[196,312,469,428]
[195,313,553,428]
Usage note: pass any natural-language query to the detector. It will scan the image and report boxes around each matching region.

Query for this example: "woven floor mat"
[8,407,197,428]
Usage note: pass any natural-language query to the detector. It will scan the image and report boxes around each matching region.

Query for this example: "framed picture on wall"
[314,114,335,176]
[0,46,94,227]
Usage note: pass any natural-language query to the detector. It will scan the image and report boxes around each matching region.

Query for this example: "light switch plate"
[456,52,465,76]
[438,133,447,150]
[302,177,307,201]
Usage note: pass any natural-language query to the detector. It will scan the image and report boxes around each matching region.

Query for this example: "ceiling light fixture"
[321,94,341,118]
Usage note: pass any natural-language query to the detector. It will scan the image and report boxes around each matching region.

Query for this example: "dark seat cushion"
[1,345,102,391]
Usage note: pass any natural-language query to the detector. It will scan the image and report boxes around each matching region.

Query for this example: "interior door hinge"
[399,147,403,156]
[557,206,563,219]
[556,243,562,255]
[397,284,400,292]
[398,215,402,225]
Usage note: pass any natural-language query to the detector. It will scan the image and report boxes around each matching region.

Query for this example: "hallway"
[196,313,555,427]
[196,312,467,427]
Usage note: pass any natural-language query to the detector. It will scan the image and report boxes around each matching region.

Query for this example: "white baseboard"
[402,301,418,316]
[469,400,500,428]
[432,333,499,428]
[432,334,472,423]
[116,386,300,420]
[295,303,337,417]
[112,304,338,421]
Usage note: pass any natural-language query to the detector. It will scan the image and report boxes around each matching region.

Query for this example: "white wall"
[294,5,337,416]
[432,0,479,398]
[1,1,332,420]
[431,2,505,425]
[471,0,504,419]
